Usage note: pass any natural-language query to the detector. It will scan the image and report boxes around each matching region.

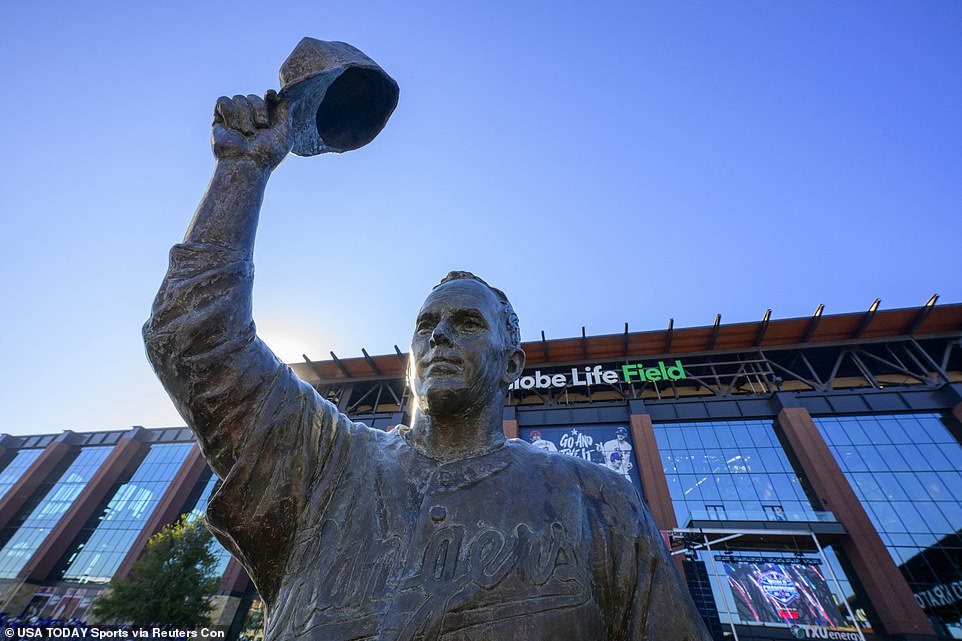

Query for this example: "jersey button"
[430,505,447,522]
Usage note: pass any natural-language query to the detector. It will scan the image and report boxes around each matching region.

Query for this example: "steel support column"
[775,406,935,639]
[628,412,677,530]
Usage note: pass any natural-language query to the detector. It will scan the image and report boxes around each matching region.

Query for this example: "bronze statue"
[144,38,711,641]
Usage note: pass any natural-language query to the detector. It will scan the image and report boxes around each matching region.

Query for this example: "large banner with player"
[717,555,846,628]
[518,425,642,487]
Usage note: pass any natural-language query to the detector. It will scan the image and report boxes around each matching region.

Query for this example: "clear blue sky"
[0,1,959,437]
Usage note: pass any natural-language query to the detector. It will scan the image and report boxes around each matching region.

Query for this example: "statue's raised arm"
[141,87,317,604]
[144,86,294,486]
[143,39,399,607]
[147,38,399,477]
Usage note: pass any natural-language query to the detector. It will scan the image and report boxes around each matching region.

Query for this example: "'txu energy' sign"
[509,360,687,391]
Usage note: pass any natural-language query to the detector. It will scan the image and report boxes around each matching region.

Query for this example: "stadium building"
[0,299,960,640]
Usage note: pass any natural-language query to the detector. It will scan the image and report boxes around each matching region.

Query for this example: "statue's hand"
[212,90,293,171]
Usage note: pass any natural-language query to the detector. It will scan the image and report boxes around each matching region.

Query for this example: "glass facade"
[60,442,193,584]
[0,447,111,578]
[816,413,962,638]
[188,473,233,577]
[653,419,821,526]
[0,449,43,501]
[654,419,867,632]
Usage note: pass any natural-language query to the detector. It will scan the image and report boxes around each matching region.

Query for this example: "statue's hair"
[435,271,521,350]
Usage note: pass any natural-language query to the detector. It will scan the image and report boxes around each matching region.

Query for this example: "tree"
[93,515,220,627]
[240,602,264,641]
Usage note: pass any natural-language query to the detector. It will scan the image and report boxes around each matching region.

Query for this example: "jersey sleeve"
[625,502,714,641]
[143,243,345,602]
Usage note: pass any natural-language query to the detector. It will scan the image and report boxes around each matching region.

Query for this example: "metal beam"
[753,309,771,347]
[708,314,721,350]
[799,351,825,388]
[361,348,381,376]
[826,350,846,389]
[301,354,327,384]
[541,330,549,360]
[905,294,938,334]
[853,299,880,338]
[347,385,378,413]
[763,355,820,390]
[909,337,953,384]
[885,343,912,373]
[670,526,837,538]
[665,318,674,353]
[330,351,351,377]
[336,384,353,412]
[728,362,748,395]
[671,531,745,554]
[382,382,402,406]
[682,374,721,396]
[940,339,954,372]
[709,362,723,395]
[855,348,929,383]
[901,343,935,383]
[802,304,824,343]
[394,345,408,372]
[850,351,880,388]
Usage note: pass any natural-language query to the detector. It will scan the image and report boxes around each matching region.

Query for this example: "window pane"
[0,447,111,578]
[814,413,962,632]
[61,443,193,583]
[653,419,818,526]
[0,450,43,502]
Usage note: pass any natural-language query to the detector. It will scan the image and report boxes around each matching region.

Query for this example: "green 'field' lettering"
[622,360,686,383]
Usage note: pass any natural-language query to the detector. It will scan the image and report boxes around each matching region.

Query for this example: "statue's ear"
[503,348,526,386]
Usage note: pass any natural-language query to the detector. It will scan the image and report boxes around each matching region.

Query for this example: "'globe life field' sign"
[509,360,687,391]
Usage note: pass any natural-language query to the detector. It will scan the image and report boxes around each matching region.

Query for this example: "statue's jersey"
[269,429,635,640]
[144,244,712,641]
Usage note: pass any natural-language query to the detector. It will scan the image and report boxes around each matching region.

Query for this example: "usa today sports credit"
[2,627,227,639]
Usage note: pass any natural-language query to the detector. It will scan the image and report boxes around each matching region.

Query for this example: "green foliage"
[240,602,264,640]
[93,515,220,627]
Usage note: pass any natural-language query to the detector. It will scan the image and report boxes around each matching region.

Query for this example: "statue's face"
[410,279,519,416]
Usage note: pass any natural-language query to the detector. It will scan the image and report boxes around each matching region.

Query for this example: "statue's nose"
[430,318,453,347]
